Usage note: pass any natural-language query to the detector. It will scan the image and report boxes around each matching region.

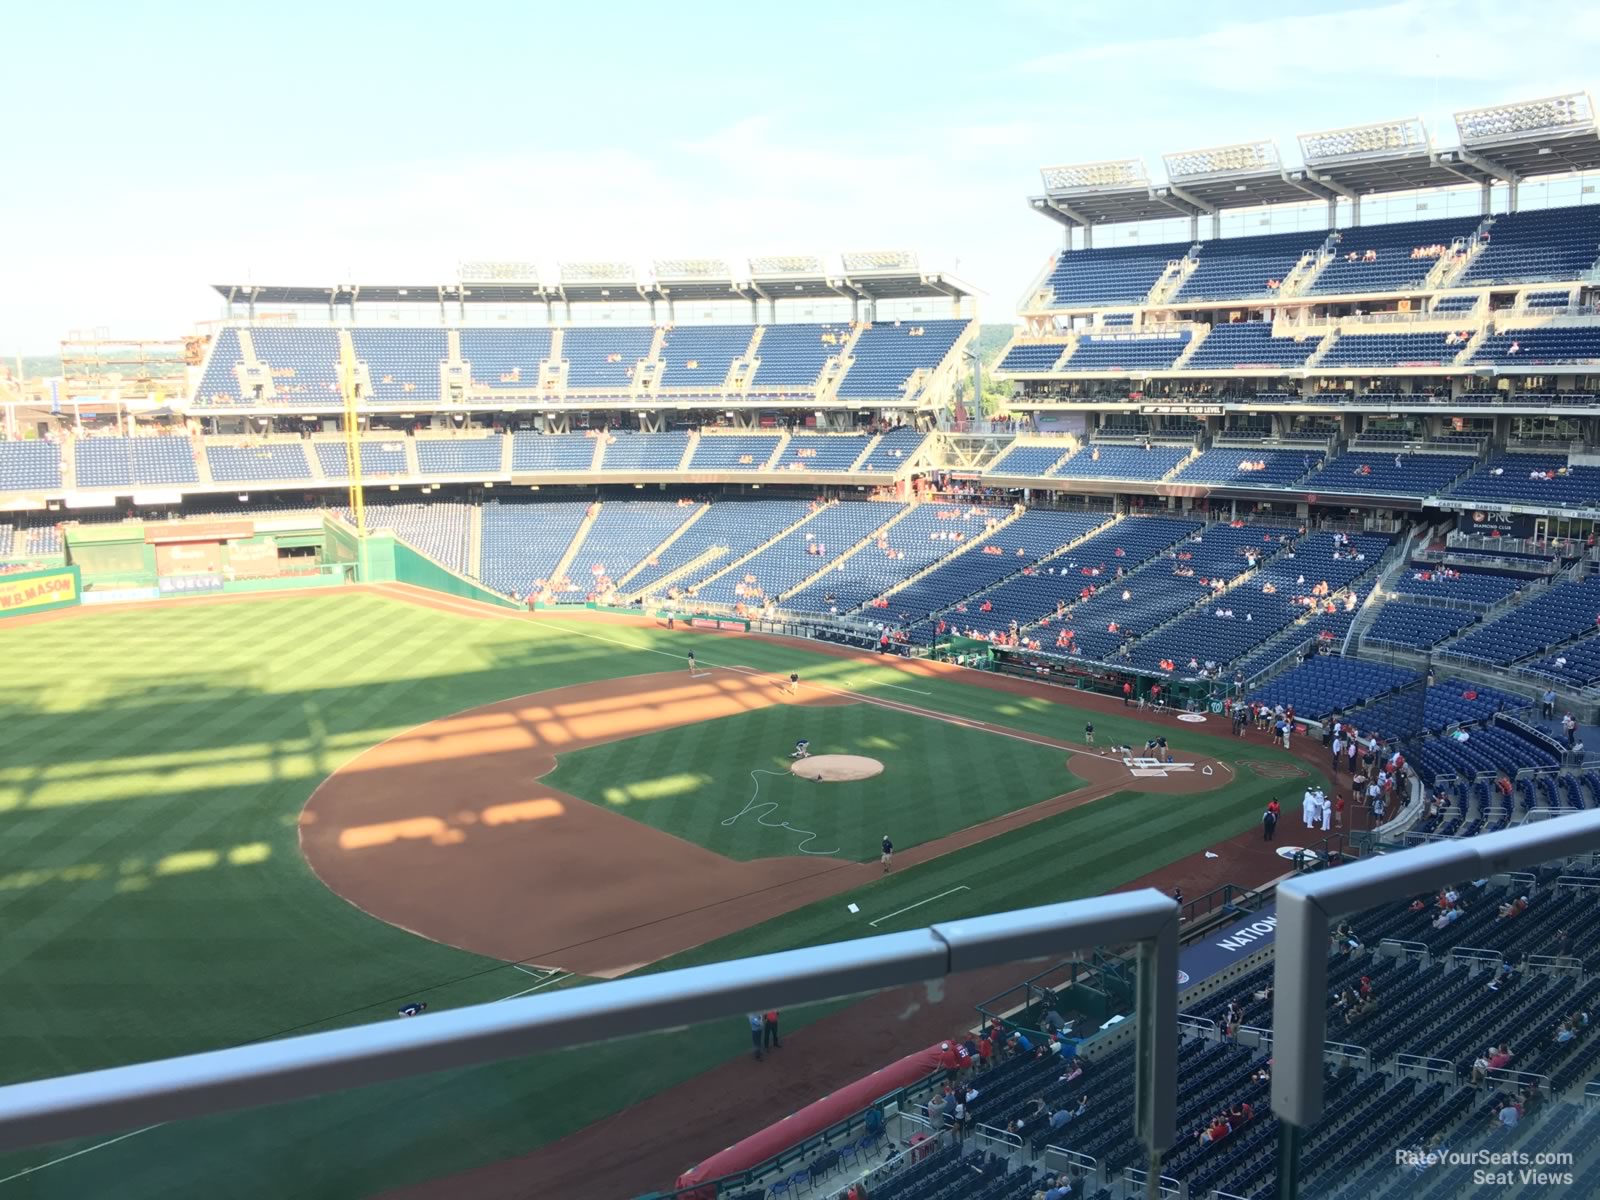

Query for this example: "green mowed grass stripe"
[545,702,1083,861]
[0,599,1315,1199]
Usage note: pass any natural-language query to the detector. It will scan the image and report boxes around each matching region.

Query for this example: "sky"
[2,0,1598,354]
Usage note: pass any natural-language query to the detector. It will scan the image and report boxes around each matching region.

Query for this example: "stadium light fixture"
[842,250,918,273]
[1455,93,1596,144]
[1298,118,1429,163]
[459,261,540,284]
[1162,140,1280,179]
[652,258,731,279]
[749,255,824,275]
[1039,158,1147,192]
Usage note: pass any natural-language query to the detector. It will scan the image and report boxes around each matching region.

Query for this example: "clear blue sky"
[2,0,1597,353]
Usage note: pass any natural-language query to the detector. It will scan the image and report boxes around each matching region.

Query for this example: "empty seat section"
[1308,215,1481,295]
[694,502,902,605]
[858,427,926,472]
[1471,326,1600,365]
[628,500,813,596]
[1247,658,1419,721]
[985,443,1072,477]
[1455,204,1600,286]
[773,434,870,472]
[1320,332,1459,368]
[1448,454,1600,508]
[657,325,753,388]
[415,435,503,475]
[747,323,850,390]
[0,441,62,490]
[1044,242,1190,306]
[351,329,447,402]
[75,437,199,488]
[1525,633,1600,688]
[1170,448,1314,487]
[251,328,343,406]
[1525,289,1575,309]
[205,442,313,483]
[193,328,247,405]
[1431,293,1480,313]
[1445,576,1600,665]
[997,341,1071,372]
[551,502,700,600]
[1176,230,1316,302]
[1306,452,1473,496]
[687,433,781,471]
[358,502,471,575]
[315,439,411,479]
[1364,602,1481,650]
[1390,568,1526,606]
[836,320,969,398]
[598,431,690,471]
[511,432,597,472]
[1185,322,1315,370]
[477,501,591,596]
[561,326,654,388]
[1050,444,1188,481]
[1060,331,1190,371]
[460,328,552,390]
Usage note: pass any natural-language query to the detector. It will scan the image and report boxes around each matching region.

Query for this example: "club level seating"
[1448,454,1600,508]
[252,328,343,406]
[1526,289,1576,309]
[1175,230,1316,302]
[1059,331,1190,372]
[694,501,903,605]
[657,324,753,388]
[74,436,199,488]
[511,431,596,472]
[596,431,687,471]
[1350,680,1522,742]
[561,326,654,389]
[415,435,502,476]
[996,341,1071,372]
[356,502,471,576]
[1445,576,1600,666]
[1044,241,1191,307]
[1391,567,1527,606]
[747,323,851,389]
[0,440,62,490]
[687,433,782,471]
[837,319,969,398]
[1169,448,1316,487]
[351,329,447,402]
[1101,311,1135,325]
[985,443,1072,477]
[1525,633,1600,688]
[1455,204,1600,286]
[205,442,313,483]
[772,433,868,472]
[477,500,592,596]
[1129,532,1391,672]
[193,327,248,405]
[459,328,553,390]
[1432,293,1480,313]
[1305,451,1472,496]
[1319,332,1459,368]
[627,499,813,596]
[1363,602,1482,650]
[858,427,926,472]
[934,518,1200,642]
[1050,443,1189,481]
[1308,214,1482,295]
[1472,326,1600,365]
[314,439,410,479]
[888,510,1111,628]
[550,502,700,599]
[1185,322,1317,370]
[786,505,1008,614]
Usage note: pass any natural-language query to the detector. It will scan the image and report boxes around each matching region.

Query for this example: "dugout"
[929,633,993,666]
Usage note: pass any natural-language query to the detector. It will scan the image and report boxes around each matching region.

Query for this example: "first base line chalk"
[867,885,971,928]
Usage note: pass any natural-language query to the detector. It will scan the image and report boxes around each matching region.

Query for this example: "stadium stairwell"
[845,431,882,472]
[732,324,764,390]
[675,432,698,471]
[613,502,711,588]
[586,434,606,472]
[546,502,603,592]
[1146,253,1198,305]
[1273,248,1323,297]
[649,504,823,598]
[539,329,566,392]
[761,431,790,471]
[1168,326,1209,370]
[922,512,1124,626]
[776,503,916,602]
[866,504,1027,610]
[1302,325,1341,369]
[194,444,216,486]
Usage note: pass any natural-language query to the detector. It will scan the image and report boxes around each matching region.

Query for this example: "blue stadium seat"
[837,320,969,399]
[477,500,592,596]
[658,325,754,389]
[0,440,62,490]
[351,329,447,402]
[1043,242,1191,307]
[687,433,783,472]
[460,328,552,390]
[1185,323,1316,370]
[74,436,199,488]
[1170,449,1316,488]
[1308,215,1482,295]
[858,428,926,473]
[627,500,814,596]
[205,442,313,484]
[997,341,1071,372]
[1455,204,1600,286]
[562,327,655,389]
[1060,331,1190,372]
[511,432,597,472]
[599,432,690,471]
[252,328,343,406]
[1050,444,1188,481]
[1320,332,1459,368]
[415,435,503,476]
[773,434,870,473]
[193,328,247,405]
[1448,454,1600,508]
[748,324,851,391]
[1175,230,1318,302]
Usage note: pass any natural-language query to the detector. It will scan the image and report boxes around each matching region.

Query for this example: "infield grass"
[0,592,1313,1199]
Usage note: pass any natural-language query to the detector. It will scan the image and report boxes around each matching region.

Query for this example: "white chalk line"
[868,885,971,928]
[721,770,840,855]
[0,1125,162,1187]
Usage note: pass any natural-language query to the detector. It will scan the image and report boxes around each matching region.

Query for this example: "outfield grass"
[545,702,1084,861]
[0,594,1315,1198]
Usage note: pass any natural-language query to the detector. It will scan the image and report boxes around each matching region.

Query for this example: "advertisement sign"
[1457,511,1535,538]
[1176,903,1278,989]
[0,567,81,617]
[157,573,224,595]
[689,617,748,632]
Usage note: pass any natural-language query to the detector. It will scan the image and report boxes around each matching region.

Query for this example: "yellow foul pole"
[340,338,365,537]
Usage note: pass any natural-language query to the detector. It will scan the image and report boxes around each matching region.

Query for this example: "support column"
[1351,197,1363,228]
[1508,178,1521,213]
[1481,180,1493,216]
[1327,197,1337,230]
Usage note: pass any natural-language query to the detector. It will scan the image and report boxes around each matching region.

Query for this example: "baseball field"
[0,586,1317,1199]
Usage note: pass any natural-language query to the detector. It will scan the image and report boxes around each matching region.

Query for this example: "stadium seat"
[658,325,755,389]
[205,442,314,484]
[1043,241,1192,307]
[351,329,448,402]
[0,440,62,490]
[747,324,851,391]
[460,328,553,390]
[837,320,969,399]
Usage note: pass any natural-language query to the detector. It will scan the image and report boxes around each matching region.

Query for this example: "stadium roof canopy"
[1030,93,1600,231]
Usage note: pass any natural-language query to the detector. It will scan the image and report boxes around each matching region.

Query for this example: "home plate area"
[1122,756,1200,778]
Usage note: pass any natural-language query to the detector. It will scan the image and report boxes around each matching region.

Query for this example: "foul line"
[867,886,971,928]
[720,769,840,855]
[0,1125,162,1187]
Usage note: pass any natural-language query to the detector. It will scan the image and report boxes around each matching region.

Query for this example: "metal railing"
[0,894,1180,1159]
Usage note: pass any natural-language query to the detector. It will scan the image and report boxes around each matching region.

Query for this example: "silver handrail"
[0,893,1180,1158]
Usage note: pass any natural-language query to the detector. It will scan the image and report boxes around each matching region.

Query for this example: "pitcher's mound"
[791,755,884,782]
